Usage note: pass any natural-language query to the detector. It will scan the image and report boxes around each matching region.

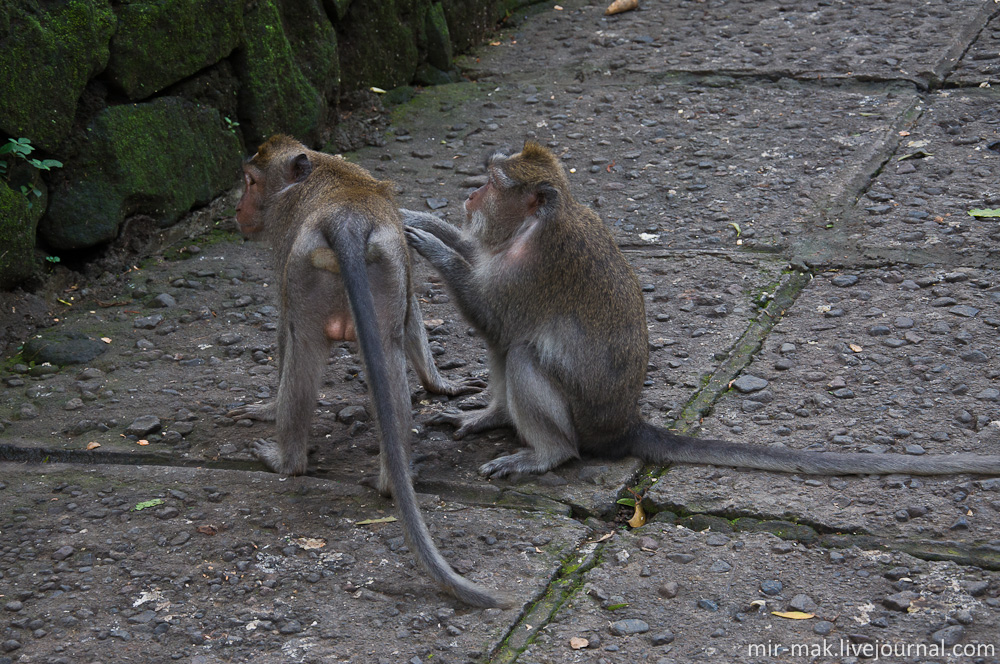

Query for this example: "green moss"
[40,97,242,251]
[0,0,115,151]
[105,0,243,101]
[337,0,420,91]
[235,0,324,144]
[0,182,38,288]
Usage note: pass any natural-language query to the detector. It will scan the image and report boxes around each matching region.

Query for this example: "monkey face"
[235,164,266,236]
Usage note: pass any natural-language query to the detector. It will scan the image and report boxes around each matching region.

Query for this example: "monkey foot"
[250,439,307,475]
[479,451,549,478]
[433,376,488,397]
[227,401,277,422]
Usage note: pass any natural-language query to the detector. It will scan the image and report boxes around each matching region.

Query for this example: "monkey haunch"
[229,135,502,608]
[404,141,1000,479]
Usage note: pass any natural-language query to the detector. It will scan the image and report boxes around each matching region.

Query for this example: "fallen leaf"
[133,498,164,511]
[569,637,589,650]
[627,501,646,528]
[101,337,112,344]
[294,537,326,550]
[197,524,219,536]
[356,516,398,526]
[137,439,149,446]
[594,531,614,543]
[86,441,101,450]
[849,343,863,352]
[968,208,1000,218]
[772,611,815,620]
[605,0,638,15]
[369,87,386,94]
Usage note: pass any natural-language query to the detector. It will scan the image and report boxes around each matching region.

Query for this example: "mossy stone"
[40,97,242,251]
[424,2,453,71]
[105,0,243,101]
[234,0,324,145]
[23,330,108,366]
[0,182,40,289]
[0,0,116,151]
[278,0,340,107]
[337,0,420,91]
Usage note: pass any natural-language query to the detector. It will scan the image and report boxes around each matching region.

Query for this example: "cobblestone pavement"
[2,1,1000,663]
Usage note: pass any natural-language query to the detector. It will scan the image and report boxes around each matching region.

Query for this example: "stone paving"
[2,1,1000,663]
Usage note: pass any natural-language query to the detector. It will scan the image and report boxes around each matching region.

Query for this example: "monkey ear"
[286,153,313,185]
[531,183,560,221]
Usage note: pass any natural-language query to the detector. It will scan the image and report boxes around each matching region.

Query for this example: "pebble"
[788,594,817,612]
[931,625,965,647]
[760,580,782,596]
[831,274,858,287]
[608,619,649,636]
[732,375,768,393]
[125,415,162,437]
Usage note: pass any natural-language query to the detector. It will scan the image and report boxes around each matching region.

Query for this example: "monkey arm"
[400,208,478,261]
[405,226,496,334]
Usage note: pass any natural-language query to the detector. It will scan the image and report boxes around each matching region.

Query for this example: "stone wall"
[0,0,528,289]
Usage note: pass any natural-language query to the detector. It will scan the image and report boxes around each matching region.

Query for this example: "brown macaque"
[229,135,502,608]
[403,141,1000,479]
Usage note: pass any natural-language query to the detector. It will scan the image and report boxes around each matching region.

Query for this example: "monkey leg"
[479,345,579,478]
[251,315,329,475]
[404,295,486,396]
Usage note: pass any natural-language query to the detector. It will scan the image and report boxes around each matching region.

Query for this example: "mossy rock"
[105,0,243,101]
[166,60,242,124]
[40,97,242,251]
[0,0,116,151]
[234,0,325,145]
[337,0,421,91]
[278,0,340,106]
[424,2,453,71]
[0,182,41,289]
[22,330,107,366]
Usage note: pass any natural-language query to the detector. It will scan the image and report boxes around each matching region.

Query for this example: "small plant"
[1,137,63,208]
[223,116,240,134]
[0,137,63,172]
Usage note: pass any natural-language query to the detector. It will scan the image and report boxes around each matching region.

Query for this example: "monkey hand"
[399,208,444,232]
[227,401,277,422]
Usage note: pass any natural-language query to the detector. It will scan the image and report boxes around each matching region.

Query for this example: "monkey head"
[235,134,314,238]
[465,141,565,246]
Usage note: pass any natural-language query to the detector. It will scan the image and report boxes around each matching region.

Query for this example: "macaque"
[228,135,503,608]
[404,141,1000,479]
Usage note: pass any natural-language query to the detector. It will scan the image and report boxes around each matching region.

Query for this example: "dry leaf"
[86,441,101,450]
[137,439,149,446]
[197,524,218,536]
[356,516,398,526]
[594,531,614,543]
[771,611,815,620]
[569,637,589,650]
[101,337,112,344]
[849,343,863,353]
[627,501,646,528]
[295,537,326,550]
[605,0,638,15]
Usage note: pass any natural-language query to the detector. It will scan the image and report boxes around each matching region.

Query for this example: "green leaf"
[133,498,165,511]
[616,498,636,507]
[968,208,1000,218]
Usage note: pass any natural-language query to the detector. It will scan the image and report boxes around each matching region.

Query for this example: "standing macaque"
[228,135,503,608]
[404,141,1000,478]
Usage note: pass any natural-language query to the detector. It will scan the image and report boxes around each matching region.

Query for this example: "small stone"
[665,553,695,564]
[949,305,979,318]
[883,590,918,611]
[337,405,369,424]
[650,631,675,646]
[125,415,161,437]
[697,599,719,612]
[658,581,679,598]
[788,594,817,613]
[931,625,964,647]
[609,619,649,636]
[813,621,834,636]
[4,601,23,612]
[426,197,449,210]
[732,375,768,393]
[709,560,732,573]
[831,275,858,287]
[52,545,74,561]
[149,294,177,308]
[760,580,782,596]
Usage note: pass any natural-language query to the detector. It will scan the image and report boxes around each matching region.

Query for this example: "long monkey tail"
[626,422,1000,476]
[329,217,510,609]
